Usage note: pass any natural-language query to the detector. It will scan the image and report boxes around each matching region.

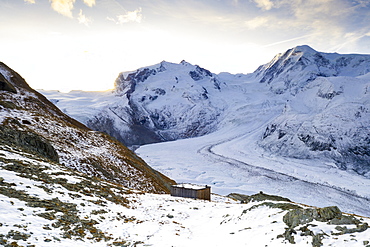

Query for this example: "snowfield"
[136,117,370,217]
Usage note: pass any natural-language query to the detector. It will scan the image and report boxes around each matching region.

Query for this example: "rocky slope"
[0,62,175,193]
[1,148,369,246]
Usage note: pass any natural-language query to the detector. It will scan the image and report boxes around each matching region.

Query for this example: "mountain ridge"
[84,60,225,147]
[254,45,370,94]
[0,61,175,193]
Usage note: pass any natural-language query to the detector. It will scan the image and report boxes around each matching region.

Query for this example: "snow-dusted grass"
[1,148,369,247]
[1,82,172,193]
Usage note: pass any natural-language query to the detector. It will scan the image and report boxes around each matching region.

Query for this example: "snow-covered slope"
[42,61,226,147]
[254,45,370,94]
[0,62,174,193]
[252,45,370,177]
[113,61,225,143]
[41,46,370,215]
[1,148,369,246]
[260,75,370,176]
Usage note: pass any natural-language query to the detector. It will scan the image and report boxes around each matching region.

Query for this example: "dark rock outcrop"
[228,191,291,204]
[189,65,212,81]
[0,72,17,93]
[283,206,342,228]
[0,125,59,162]
[281,206,369,246]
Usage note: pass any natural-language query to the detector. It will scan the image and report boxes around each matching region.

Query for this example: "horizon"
[1,0,370,92]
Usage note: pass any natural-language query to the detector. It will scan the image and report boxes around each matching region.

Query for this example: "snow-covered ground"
[1,147,370,247]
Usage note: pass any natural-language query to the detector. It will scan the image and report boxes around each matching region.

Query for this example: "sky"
[1,0,370,92]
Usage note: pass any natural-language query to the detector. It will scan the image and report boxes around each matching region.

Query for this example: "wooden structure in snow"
[170,183,211,201]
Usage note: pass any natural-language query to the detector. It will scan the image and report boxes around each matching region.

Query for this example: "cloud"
[247,0,370,52]
[246,1,359,34]
[49,0,76,18]
[106,17,116,22]
[83,0,95,7]
[330,29,370,51]
[47,0,94,23]
[108,8,143,24]
[253,0,274,10]
[117,8,142,23]
[78,9,92,26]
[24,0,36,3]
[245,16,269,29]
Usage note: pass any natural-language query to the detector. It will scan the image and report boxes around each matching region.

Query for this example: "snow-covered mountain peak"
[268,45,317,64]
[75,60,224,146]
[254,45,370,94]
[266,45,317,63]
[292,44,317,54]
[114,60,217,93]
[180,59,192,66]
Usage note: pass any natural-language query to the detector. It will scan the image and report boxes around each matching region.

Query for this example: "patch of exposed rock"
[281,206,369,246]
[0,125,59,163]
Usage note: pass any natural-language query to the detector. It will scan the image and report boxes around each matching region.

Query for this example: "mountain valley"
[1,45,370,246]
[41,45,370,216]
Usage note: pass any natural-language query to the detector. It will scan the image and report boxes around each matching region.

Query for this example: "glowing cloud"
[24,0,35,3]
[108,8,143,24]
[117,8,142,23]
[245,16,269,29]
[49,0,76,18]
[83,0,95,7]
[78,9,91,26]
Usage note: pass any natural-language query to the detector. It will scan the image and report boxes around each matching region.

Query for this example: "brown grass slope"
[0,62,175,193]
